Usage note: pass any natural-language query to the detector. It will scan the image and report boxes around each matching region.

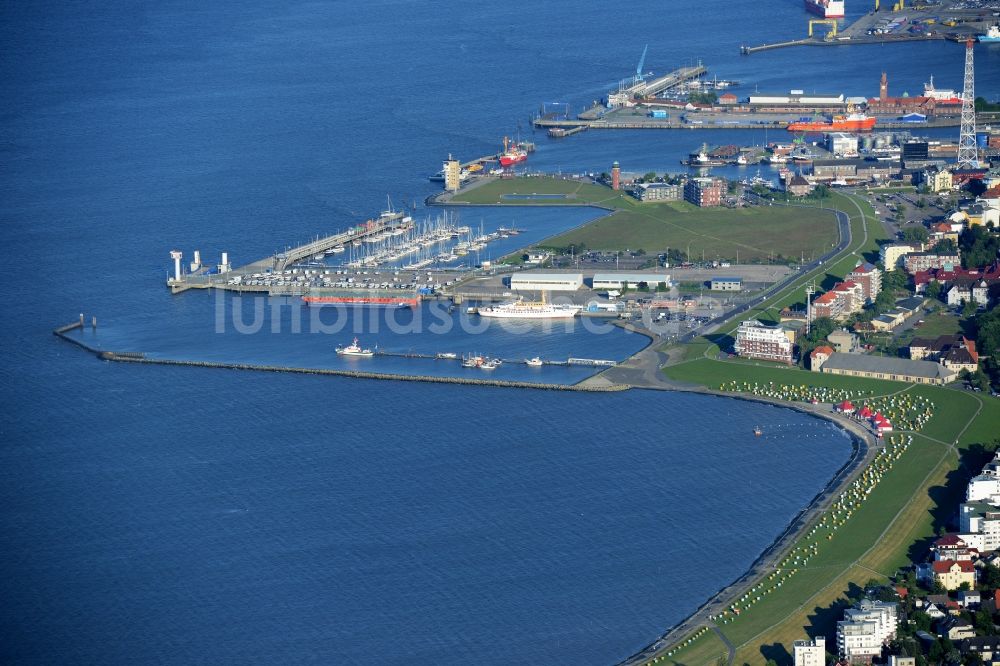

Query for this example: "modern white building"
[591,273,671,290]
[827,132,860,157]
[968,452,1000,505]
[837,600,897,663]
[734,319,794,364]
[509,272,583,292]
[793,635,826,666]
[960,502,1000,552]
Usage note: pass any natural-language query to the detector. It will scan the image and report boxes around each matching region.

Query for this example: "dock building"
[509,272,583,292]
[710,277,742,291]
[592,273,671,290]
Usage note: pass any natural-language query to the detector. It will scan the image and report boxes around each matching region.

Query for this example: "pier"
[51,321,625,392]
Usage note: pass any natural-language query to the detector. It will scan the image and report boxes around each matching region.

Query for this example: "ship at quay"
[804,0,845,18]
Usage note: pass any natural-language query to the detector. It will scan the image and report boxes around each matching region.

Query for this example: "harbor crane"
[808,19,838,38]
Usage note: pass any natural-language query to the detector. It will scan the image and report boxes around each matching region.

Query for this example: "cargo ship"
[922,76,962,103]
[787,112,876,132]
[804,0,844,18]
[498,136,528,168]
[302,287,420,308]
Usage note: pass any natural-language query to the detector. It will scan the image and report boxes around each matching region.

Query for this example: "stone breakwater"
[52,322,630,393]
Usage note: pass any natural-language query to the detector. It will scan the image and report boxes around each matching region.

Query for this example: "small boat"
[753,426,763,437]
[479,359,500,370]
[436,352,458,360]
[336,338,374,357]
[526,357,543,367]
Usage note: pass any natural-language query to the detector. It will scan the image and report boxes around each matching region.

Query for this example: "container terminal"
[535,65,1000,134]
[740,0,1000,54]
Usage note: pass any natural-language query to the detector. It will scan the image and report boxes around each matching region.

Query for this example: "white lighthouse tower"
[170,250,183,282]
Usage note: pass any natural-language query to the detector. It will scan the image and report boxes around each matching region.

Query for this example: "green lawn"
[896,310,964,346]
[539,205,839,263]
[450,176,633,207]
[646,193,1000,665]
[452,176,844,265]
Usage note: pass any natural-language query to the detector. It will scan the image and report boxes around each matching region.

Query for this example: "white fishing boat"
[336,337,374,357]
[526,357,543,367]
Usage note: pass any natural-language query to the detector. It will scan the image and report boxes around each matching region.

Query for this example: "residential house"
[942,344,980,374]
[810,345,834,371]
[786,174,813,197]
[871,309,908,332]
[847,262,882,304]
[933,534,977,562]
[913,263,1000,296]
[880,243,922,272]
[828,329,859,353]
[947,278,995,308]
[936,616,975,640]
[958,590,981,608]
[923,165,954,193]
[925,560,977,590]
[959,637,1000,663]
[904,252,961,275]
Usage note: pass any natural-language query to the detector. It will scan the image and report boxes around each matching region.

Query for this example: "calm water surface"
[3,1,994,663]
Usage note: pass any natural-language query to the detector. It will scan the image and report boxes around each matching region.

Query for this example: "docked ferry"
[477,300,581,319]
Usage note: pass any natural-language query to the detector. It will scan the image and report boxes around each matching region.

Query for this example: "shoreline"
[615,390,876,666]
[53,318,878,666]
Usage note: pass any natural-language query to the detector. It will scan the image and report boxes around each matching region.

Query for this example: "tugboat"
[336,338,374,357]
[753,425,763,437]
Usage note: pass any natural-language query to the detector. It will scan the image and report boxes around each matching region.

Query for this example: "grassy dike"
[650,194,1000,665]
[448,176,840,263]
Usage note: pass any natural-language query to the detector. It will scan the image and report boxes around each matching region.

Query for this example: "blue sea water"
[2,1,997,664]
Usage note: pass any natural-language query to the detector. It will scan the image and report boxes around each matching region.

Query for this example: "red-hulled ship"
[302,287,420,308]
[787,112,876,132]
[498,136,527,168]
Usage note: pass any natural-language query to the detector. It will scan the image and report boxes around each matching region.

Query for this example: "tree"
[959,225,1000,269]
[688,91,718,105]
[963,299,979,318]
[926,281,943,301]
[883,269,908,293]
[932,238,958,256]
[901,225,929,244]
[808,317,836,343]
[975,607,995,635]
